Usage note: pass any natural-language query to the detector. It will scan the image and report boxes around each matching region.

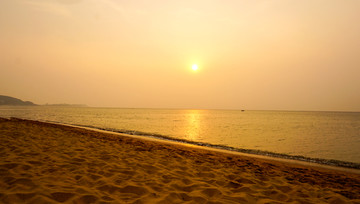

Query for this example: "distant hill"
[44,103,87,107]
[0,95,37,106]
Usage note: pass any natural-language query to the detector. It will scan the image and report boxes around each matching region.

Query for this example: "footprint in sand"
[201,188,223,198]
[74,194,99,203]
[49,192,75,202]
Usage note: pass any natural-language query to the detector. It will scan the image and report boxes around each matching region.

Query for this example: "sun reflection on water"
[185,110,202,141]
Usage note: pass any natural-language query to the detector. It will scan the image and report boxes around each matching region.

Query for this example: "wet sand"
[0,118,359,203]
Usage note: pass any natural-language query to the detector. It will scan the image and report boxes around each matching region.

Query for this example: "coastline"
[54,120,360,173]
[1,117,360,203]
[69,123,360,171]
[1,107,359,166]
[8,116,360,171]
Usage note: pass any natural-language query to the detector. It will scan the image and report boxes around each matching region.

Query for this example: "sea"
[1,106,359,168]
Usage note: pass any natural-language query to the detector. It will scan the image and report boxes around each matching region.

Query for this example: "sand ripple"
[1,118,360,203]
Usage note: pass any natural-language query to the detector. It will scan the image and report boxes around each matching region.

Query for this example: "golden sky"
[1,0,360,111]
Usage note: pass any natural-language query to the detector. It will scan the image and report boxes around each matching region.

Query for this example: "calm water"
[1,106,359,164]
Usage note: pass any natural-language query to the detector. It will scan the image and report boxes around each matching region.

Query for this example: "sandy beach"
[0,118,359,204]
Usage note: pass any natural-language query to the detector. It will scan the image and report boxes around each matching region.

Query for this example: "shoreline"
[76,124,360,171]
[57,120,360,174]
[7,116,360,171]
[1,117,360,203]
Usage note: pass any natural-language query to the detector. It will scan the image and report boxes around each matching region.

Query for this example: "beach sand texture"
[0,118,359,204]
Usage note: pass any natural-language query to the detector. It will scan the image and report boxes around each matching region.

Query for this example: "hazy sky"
[1,0,360,111]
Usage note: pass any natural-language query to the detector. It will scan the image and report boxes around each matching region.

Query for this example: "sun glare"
[192,64,198,71]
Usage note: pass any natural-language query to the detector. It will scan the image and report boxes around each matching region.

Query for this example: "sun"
[192,64,198,71]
